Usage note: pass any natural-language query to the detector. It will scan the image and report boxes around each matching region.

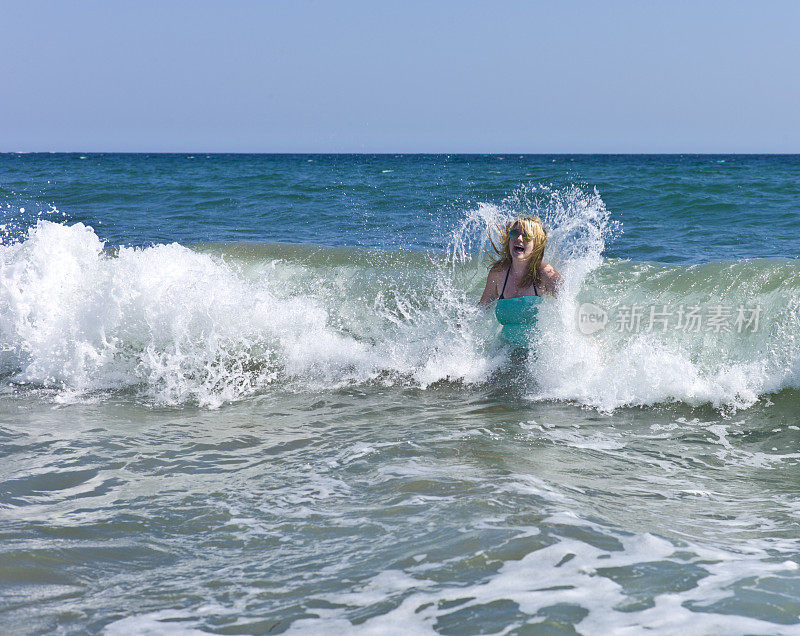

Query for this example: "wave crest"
[1,183,797,411]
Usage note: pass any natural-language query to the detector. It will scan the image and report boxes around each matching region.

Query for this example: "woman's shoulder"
[538,262,562,293]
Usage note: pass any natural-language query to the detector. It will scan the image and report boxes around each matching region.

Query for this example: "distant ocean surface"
[2,154,800,634]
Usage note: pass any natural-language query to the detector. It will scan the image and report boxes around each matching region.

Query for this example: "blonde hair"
[488,216,547,289]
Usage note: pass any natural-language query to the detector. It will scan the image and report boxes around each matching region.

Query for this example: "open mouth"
[512,244,526,255]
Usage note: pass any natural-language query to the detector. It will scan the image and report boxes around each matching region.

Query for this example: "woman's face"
[509,223,534,262]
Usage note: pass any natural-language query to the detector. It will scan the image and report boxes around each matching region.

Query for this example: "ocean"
[2,153,799,634]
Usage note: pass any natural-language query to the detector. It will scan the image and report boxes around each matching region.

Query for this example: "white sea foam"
[278,529,800,635]
[0,221,498,406]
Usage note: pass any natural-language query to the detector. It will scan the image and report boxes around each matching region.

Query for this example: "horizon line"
[3,151,800,156]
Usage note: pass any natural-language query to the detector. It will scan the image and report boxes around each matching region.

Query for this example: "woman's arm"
[478,268,501,307]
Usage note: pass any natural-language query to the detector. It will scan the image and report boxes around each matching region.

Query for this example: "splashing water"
[0,184,798,411]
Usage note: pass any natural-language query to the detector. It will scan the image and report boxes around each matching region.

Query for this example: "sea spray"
[534,258,800,411]
[0,222,498,406]
[444,183,800,412]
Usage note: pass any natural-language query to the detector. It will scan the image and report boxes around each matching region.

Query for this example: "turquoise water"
[1,154,800,634]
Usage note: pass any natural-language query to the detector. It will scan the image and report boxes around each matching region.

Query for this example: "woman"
[479,216,561,347]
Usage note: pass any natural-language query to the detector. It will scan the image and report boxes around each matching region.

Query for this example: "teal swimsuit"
[494,268,542,348]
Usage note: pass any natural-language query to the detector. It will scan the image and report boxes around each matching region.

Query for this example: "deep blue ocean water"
[3,153,799,262]
[2,154,800,634]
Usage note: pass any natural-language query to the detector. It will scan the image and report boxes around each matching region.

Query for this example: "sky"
[2,0,799,153]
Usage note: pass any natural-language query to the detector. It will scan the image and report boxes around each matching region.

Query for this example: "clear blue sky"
[3,0,798,153]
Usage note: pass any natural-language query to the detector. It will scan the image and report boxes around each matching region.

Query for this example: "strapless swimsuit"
[494,267,542,348]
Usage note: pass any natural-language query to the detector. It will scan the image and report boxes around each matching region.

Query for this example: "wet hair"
[488,216,547,288]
